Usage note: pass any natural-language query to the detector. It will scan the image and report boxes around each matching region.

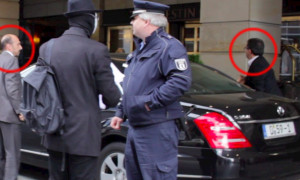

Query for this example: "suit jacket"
[40,27,121,157]
[0,51,22,124]
[245,56,282,96]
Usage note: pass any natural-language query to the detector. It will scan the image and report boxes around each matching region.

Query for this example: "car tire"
[99,142,126,180]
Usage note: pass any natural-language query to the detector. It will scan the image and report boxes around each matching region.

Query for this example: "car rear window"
[188,64,250,94]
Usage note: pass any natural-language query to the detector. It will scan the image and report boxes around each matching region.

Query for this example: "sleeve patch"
[174,58,188,71]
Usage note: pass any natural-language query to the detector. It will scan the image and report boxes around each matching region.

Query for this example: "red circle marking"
[229,27,278,76]
[0,24,35,73]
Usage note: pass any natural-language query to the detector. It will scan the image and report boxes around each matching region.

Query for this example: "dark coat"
[245,56,282,96]
[40,27,121,157]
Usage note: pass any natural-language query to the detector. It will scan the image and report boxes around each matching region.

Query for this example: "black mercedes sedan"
[20,62,300,180]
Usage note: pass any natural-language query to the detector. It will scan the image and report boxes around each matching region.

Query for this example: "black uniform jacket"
[245,56,282,96]
[115,28,192,126]
[39,27,121,157]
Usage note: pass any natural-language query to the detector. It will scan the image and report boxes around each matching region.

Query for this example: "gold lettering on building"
[167,6,198,21]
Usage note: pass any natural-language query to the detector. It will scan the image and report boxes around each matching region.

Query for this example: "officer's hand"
[18,113,25,121]
[110,116,124,130]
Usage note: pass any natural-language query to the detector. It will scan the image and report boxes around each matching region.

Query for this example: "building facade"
[0,0,19,47]
[1,0,299,79]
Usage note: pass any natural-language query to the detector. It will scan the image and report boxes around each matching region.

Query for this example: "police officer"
[111,0,192,179]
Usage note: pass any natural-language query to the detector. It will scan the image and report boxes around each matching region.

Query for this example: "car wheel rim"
[101,152,127,180]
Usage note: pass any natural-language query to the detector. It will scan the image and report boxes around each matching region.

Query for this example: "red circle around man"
[0,24,35,73]
[229,27,278,76]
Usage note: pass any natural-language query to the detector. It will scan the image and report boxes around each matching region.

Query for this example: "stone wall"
[200,0,282,79]
[0,0,20,37]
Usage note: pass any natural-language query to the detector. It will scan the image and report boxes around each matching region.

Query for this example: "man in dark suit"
[0,34,24,180]
[38,0,121,179]
[238,38,282,96]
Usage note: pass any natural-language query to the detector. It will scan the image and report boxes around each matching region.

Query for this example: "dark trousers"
[0,122,21,180]
[125,120,179,180]
[47,150,99,180]
[0,128,4,180]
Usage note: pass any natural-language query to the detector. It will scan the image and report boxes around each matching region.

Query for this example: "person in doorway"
[110,0,192,179]
[280,40,294,76]
[0,34,24,180]
[238,38,282,96]
[39,0,121,179]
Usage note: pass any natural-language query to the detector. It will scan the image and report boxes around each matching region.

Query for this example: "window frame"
[107,26,134,54]
[183,24,200,55]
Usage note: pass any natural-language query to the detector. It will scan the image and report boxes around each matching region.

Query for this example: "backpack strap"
[43,39,67,172]
[45,39,54,65]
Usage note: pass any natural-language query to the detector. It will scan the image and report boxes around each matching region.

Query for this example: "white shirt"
[248,55,259,69]
[99,63,124,109]
[4,50,13,57]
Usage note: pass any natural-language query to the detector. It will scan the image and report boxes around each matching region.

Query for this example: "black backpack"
[21,39,65,136]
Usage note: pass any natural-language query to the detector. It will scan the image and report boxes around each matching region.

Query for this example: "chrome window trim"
[237,116,300,124]
[21,149,49,157]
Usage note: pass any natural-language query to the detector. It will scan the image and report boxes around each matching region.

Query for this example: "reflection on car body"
[20,62,300,180]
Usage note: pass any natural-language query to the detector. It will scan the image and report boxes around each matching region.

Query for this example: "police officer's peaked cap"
[131,0,169,19]
[64,0,102,17]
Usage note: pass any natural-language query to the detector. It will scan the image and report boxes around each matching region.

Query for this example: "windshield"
[187,63,250,94]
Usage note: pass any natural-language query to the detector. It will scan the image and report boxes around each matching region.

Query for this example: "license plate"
[262,121,296,139]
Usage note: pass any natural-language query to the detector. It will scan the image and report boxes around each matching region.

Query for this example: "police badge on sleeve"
[175,58,188,71]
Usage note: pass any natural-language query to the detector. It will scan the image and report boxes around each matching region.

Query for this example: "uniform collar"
[133,37,143,51]
[144,27,164,44]
[133,27,164,52]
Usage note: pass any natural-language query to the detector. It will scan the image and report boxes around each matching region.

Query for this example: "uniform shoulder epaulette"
[160,33,173,40]
[167,35,173,39]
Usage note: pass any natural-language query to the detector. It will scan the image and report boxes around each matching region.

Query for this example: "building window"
[281,16,300,45]
[107,26,133,54]
[281,16,300,80]
[107,24,201,55]
[184,24,200,55]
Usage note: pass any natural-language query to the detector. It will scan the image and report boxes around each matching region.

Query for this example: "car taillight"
[194,112,252,149]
